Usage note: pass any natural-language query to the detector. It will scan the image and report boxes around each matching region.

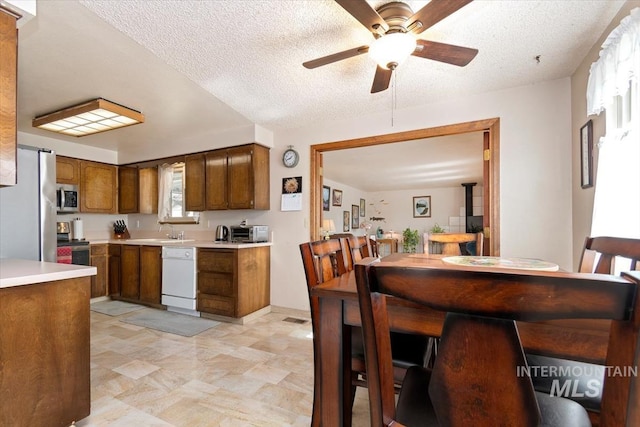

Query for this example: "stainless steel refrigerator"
[0,146,57,262]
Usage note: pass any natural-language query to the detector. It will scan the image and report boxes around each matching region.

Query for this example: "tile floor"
[77,306,371,426]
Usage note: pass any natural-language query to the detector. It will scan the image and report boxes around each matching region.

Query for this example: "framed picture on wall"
[322,185,331,211]
[413,196,431,218]
[351,204,359,229]
[332,189,343,206]
[360,198,366,216]
[580,120,593,189]
[343,211,350,231]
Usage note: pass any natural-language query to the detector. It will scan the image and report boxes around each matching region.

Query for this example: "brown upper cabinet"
[0,10,18,187]
[56,156,80,185]
[186,143,270,211]
[118,166,158,214]
[185,153,206,212]
[80,160,117,214]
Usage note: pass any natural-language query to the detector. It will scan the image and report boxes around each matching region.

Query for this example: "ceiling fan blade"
[303,45,369,69]
[407,0,473,35]
[413,39,478,67]
[335,0,388,34]
[371,66,392,93]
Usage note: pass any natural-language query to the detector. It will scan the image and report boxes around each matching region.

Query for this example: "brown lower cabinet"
[90,243,108,298]
[1,277,90,426]
[109,244,121,296]
[197,246,270,318]
[117,244,162,306]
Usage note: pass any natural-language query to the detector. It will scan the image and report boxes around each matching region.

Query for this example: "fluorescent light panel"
[32,98,144,137]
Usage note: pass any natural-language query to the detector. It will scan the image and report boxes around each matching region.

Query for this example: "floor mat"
[90,300,145,316]
[120,310,220,337]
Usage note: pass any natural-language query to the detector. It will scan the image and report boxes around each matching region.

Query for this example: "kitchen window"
[158,162,199,224]
[586,7,639,271]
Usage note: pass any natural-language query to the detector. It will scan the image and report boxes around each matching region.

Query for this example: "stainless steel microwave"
[57,184,79,213]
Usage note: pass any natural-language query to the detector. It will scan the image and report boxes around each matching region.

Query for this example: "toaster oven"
[229,225,269,243]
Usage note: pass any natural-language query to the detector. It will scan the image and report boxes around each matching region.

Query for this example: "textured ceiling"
[14,0,628,185]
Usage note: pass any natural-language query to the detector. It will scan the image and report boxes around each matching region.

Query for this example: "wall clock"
[283,146,299,168]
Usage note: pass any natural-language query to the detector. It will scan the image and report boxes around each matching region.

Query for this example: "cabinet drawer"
[198,294,235,317]
[199,272,233,296]
[198,250,234,273]
[90,244,107,256]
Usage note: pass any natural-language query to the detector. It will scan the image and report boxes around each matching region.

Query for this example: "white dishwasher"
[161,246,199,317]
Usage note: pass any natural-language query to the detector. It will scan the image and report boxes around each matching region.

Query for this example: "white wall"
[322,178,367,236]
[269,78,572,310]
[18,78,574,313]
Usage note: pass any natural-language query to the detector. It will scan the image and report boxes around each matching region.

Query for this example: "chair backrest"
[369,238,379,258]
[578,236,640,274]
[299,238,350,427]
[344,235,372,271]
[425,232,484,255]
[355,259,640,426]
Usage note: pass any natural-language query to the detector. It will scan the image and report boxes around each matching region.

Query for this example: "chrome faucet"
[159,224,183,239]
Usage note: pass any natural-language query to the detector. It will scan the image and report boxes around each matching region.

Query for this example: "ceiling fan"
[303,0,478,93]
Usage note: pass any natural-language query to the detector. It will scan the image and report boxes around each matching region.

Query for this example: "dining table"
[309,253,612,426]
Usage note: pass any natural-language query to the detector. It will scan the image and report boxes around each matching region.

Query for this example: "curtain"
[590,128,640,238]
[158,163,173,222]
[587,8,640,242]
[587,8,639,115]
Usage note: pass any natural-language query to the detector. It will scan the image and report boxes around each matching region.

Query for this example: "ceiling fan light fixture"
[32,98,144,137]
[369,32,416,70]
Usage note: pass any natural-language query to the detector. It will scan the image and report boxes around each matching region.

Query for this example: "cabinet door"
[227,144,270,210]
[90,244,108,298]
[138,167,158,214]
[0,11,17,187]
[118,166,139,213]
[205,150,228,210]
[109,245,121,296]
[139,246,162,304]
[56,156,80,185]
[120,245,140,299]
[227,145,254,209]
[80,160,117,213]
[185,153,206,211]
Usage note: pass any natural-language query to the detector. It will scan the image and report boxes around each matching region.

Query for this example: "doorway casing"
[309,118,500,255]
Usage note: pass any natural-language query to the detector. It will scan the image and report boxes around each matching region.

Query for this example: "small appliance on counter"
[56,221,89,265]
[229,225,269,243]
[215,225,229,241]
[57,221,71,241]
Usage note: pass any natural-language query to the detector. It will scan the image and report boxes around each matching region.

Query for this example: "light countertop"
[0,259,97,289]
[90,239,273,249]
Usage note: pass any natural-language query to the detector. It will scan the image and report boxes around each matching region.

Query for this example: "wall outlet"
[207,220,210,228]
[136,220,140,228]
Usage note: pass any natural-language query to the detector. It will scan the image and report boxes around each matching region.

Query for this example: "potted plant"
[428,223,445,254]
[402,228,419,253]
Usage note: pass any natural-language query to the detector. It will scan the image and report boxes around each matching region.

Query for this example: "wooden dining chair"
[425,232,483,256]
[355,259,640,427]
[526,235,640,423]
[299,239,430,427]
[369,238,379,258]
[343,235,373,270]
[578,236,640,274]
